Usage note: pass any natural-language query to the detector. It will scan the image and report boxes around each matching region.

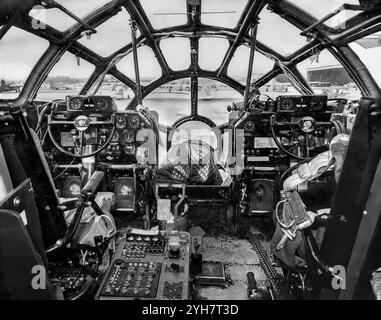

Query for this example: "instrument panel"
[233,112,283,168]
[230,95,332,168]
[276,95,327,113]
[101,111,154,163]
[66,95,117,113]
[50,96,157,165]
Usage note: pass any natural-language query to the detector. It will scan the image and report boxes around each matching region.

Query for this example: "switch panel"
[96,231,190,300]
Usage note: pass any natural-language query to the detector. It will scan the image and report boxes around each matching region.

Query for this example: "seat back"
[321,97,380,268]
[0,142,13,202]
[0,179,56,299]
[0,111,67,247]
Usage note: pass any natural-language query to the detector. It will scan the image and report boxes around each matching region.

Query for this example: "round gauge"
[112,131,120,142]
[244,121,255,132]
[69,97,82,110]
[69,183,81,197]
[122,130,135,143]
[116,116,127,129]
[96,98,108,111]
[128,115,140,129]
[124,144,136,155]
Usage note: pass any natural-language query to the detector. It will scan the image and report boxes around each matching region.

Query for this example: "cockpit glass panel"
[144,80,191,126]
[35,52,95,101]
[350,33,381,87]
[201,0,248,29]
[227,46,274,85]
[0,27,49,100]
[198,79,241,126]
[171,120,218,150]
[199,37,230,71]
[29,0,112,32]
[297,49,361,100]
[29,6,77,32]
[95,75,135,109]
[78,7,135,57]
[140,0,187,29]
[257,5,307,56]
[56,0,111,18]
[259,75,300,99]
[117,46,162,83]
[160,38,191,71]
[289,0,361,29]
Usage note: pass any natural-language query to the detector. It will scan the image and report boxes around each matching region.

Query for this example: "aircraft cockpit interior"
[1,0,381,303]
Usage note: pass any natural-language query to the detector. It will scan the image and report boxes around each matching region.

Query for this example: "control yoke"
[47,114,116,158]
[270,115,333,160]
[46,171,105,254]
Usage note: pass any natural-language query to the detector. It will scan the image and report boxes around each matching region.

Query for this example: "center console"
[96,230,190,300]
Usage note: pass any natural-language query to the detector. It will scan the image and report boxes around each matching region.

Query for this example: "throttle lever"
[247,272,262,300]
[81,171,105,199]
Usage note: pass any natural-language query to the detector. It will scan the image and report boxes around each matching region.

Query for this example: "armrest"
[81,171,105,198]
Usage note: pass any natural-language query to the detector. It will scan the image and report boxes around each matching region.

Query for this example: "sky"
[1,0,380,87]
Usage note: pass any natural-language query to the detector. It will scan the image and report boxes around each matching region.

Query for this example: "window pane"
[350,35,381,87]
[259,75,299,99]
[144,79,191,126]
[160,38,190,71]
[297,49,361,100]
[198,79,241,125]
[257,5,307,56]
[0,27,49,100]
[29,0,112,32]
[78,8,134,57]
[141,0,187,29]
[56,0,111,18]
[202,0,248,29]
[117,46,162,83]
[29,6,77,32]
[36,52,95,101]
[171,120,218,150]
[289,0,360,28]
[227,46,274,84]
[96,75,134,110]
[199,37,229,71]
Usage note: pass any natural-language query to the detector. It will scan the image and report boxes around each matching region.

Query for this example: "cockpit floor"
[193,232,276,300]
[112,208,281,300]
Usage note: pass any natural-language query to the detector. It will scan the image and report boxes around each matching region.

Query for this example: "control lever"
[81,171,105,198]
[247,272,272,300]
[247,272,262,300]
[46,171,105,254]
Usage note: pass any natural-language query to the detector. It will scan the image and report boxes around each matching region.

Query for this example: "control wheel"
[47,114,116,158]
[270,115,333,160]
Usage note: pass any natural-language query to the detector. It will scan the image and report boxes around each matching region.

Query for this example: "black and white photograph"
[1,0,381,307]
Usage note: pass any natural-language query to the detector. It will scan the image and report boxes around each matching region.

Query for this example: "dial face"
[96,98,108,111]
[69,97,82,110]
[128,115,140,129]
[122,130,134,143]
[111,131,120,142]
[244,121,255,132]
[69,183,81,196]
[124,144,136,155]
[116,116,127,129]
